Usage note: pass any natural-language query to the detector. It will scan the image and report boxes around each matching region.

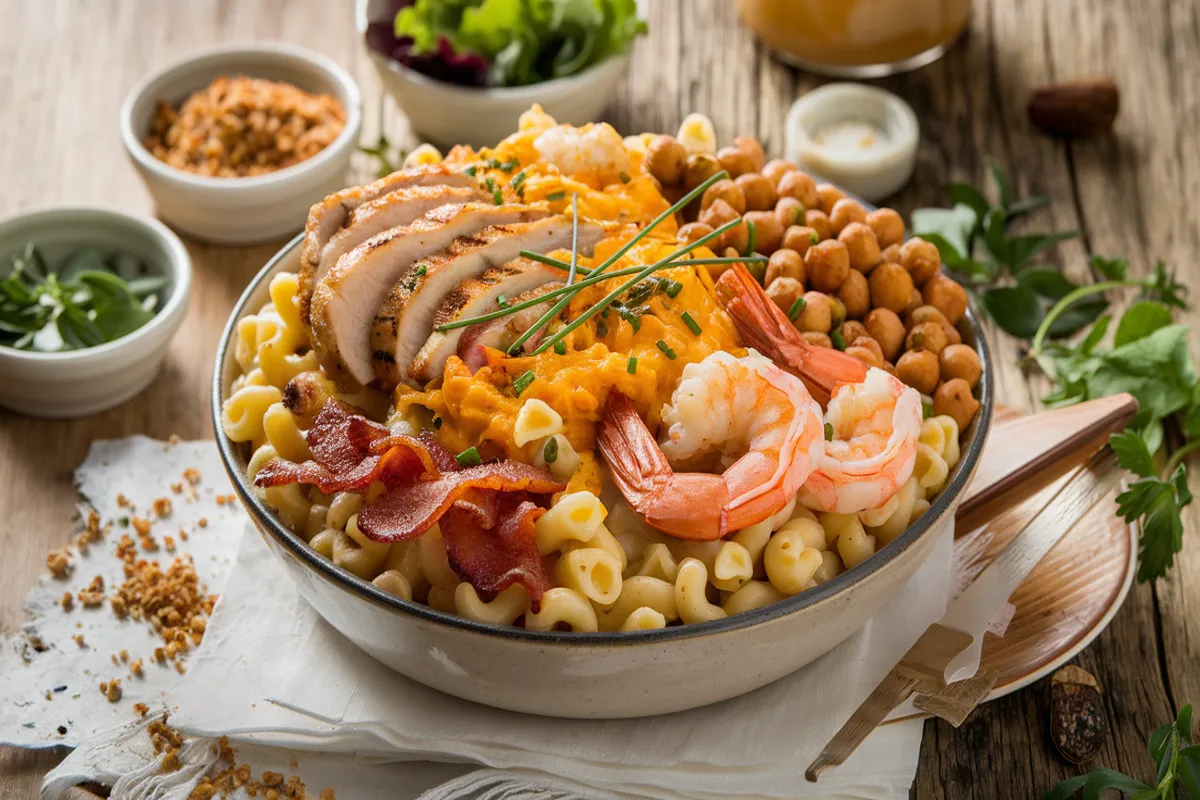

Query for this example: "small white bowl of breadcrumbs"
[121,43,362,246]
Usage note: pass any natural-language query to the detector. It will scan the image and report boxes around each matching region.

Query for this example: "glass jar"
[737,0,971,77]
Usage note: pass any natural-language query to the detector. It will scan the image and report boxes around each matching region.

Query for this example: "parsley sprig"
[1045,704,1198,799]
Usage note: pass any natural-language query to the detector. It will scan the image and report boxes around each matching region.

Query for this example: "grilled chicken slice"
[409,257,567,384]
[298,165,476,320]
[370,217,605,390]
[310,203,551,389]
[456,284,565,374]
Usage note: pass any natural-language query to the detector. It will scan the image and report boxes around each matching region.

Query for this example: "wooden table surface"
[2,0,1197,797]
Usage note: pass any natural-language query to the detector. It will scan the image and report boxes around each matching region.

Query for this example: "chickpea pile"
[640,132,983,434]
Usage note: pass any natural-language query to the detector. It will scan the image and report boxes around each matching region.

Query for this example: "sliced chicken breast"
[456,284,565,374]
[370,217,605,390]
[409,257,567,384]
[298,165,476,320]
[310,203,551,389]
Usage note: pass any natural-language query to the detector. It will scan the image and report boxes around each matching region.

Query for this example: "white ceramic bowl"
[356,0,631,149]
[212,235,994,719]
[120,43,363,246]
[0,207,191,418]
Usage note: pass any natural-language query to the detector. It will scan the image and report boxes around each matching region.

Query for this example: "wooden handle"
[955,393,1137,533]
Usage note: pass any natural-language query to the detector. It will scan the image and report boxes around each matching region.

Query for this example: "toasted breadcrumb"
[72,634,87,648]
[131,658,145,678]
[154,497,173,517]
[133,702,149,717]
[117,493,132,508]
[183,468,201,485]
[99,679,122,702]
[164,536,176,553]
[168,433,182,445]
[46,549,71,579]
[171,482,183,494]
[61,592,74,611]
[119,648,129,663]
[133,517,152,536]
[197,518,208,528]
[79,575,106,607]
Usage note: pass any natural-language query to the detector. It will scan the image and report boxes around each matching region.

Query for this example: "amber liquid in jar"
[737,0,971,76]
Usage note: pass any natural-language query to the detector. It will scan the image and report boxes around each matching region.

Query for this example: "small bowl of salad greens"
[356,0,646,148]
[0,207,191,418]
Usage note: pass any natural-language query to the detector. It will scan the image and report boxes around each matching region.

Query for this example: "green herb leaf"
[627,355,637,374]
[982,285,1043,338]
[1005,194,1050,220]
[911,204,977,262]
[360,134,399,177]
[1088,324,1197,425]
[656,339,676,360]
[1110,430,1157,478]
[455,446,482,468]
[1113,301,1174,348]
[619,171,631,184]
[542,436,558,464]
[512,369,535,395]
[830,329,845,350]
[681,311,701,335]
[942,183,990,227]
[1017,269,1108,337]
[824,422,834,441]
[787,295,806,322]
[1091,255,1130,281]
[546,190,566,201]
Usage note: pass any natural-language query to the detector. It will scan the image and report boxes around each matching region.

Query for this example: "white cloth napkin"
[48,516,955,800]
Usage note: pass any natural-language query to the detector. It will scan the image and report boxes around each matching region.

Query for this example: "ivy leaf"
[1113,301,1174,348]
[982,285,1043,338]
[1110,429,1157,478]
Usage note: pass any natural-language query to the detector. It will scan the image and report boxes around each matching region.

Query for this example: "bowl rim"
[354,0,631,99]
[119,41,363,192]
[211,232,994,645]
[0,206,192,364]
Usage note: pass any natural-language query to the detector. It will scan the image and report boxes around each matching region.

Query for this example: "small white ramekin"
[0,207,192,418]
[356,0,630,149]
[120,43,363,246]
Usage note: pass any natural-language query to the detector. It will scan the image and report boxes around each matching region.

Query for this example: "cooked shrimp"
[596,351,825,541]
[800,367,922,514]
[714,262,869,407]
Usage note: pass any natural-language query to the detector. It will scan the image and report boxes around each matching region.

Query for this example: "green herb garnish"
[830,329,846,350]
[360,134,401,177]
[627,355,637,374]
[656,340,676,360]
[787,296,807,321]
[512,369,535,395]
[681,311,702,336]
[455,447,482,467]
[824,422,834,441]
[493,188,504,205]
[464,165,477,177]
[0,243,167,352]
[744,220,757,257]
[496,294,508,308]
[659,278,683,299]
[619,171,631,184]
[596,319,609,337]
[546,191,566,201]
[542,436,558,464]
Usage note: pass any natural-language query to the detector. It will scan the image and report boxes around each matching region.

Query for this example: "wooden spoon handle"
[955,393,1137,532]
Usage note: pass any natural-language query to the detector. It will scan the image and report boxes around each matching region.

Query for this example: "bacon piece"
[356,461,564,543]
[440,495,550,611]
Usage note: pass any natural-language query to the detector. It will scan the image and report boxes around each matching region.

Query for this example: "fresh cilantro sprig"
[1045,704,1199,799]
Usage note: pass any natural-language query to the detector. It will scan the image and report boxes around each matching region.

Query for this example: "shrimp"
[596,350,825,541]
[715,262,922,514]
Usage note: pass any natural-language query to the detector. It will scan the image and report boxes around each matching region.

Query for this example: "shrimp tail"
[715,263,868,405]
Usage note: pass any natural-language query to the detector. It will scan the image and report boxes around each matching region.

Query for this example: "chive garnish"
[484,177,495,191]
[546,190,566,201]
[465,166,477,177]
[619,171,631,183]
[543,437,559,463]
[500,158,519,171]
[432,416,443,429]
[456,447,482,467]
[553,340,567,355]
[830,329,846,350]
[824,423,834,441]
[744,220,757,257]
[627,356,637,374]
[496,294,508,308]
[787,296,807,321]
[596,319,609,337]
[513,369,535,395]
[656,340,676,360]
[510,170,528,193]
[681,311,702,336]
[617,307,641,332]
[566,194,580,287]
[660,278,683,298]
[493,188,504,205]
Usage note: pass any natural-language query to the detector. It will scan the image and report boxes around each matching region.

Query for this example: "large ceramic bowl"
[212,235,993,719]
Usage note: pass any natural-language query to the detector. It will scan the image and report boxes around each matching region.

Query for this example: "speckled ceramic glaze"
[213,236,994,719]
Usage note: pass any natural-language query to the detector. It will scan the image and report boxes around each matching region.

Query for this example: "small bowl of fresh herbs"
[356,0,646,148]
[0,207,191,418]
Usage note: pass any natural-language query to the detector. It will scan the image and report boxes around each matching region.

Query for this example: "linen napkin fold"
[48,519,954,800]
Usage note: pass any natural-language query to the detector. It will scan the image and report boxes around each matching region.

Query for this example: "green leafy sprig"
[1045,704,1199,799]
[360,134,404,178]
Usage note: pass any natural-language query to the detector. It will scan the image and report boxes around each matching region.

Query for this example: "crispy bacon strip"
[440,495,550,612]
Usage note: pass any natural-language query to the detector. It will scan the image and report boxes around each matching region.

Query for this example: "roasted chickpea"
[899,237,942,286]
[868,261,916,314]
[908,305,962,345]
[777,171,820,210]
[829,198,868,236]
[643,135,687,185]
[838,269,870,320]
[763,158,797,187]
[732,136,767,172]
[838,222,882,273]
[802,331,833,348]
[699,197,739,229]
[765,276,804,314]
[717,146,756,179]
[720,220,750,254]
[896,350,940,395]
[683,152,722,191]
[934,378,981,431]
[880,243,901,264]
[677,221,715,246]
[775,196,806,229]
[782,225,819,256]
[701,179,746,214]
[827,296,847,329]
[841,320,869,343]
[765,248,805,286]
[865,208,905,248]
[939,344,983,388]
[743,210,783,254]
[804,239,851,293]
[850,335,884,363]
[816,183,845,214]
[805,209,833,241]
[845,337,885,369]
[922,273,969,325]
[905,322,951,356]
[796,291,832,333]
[864,308,906,361]
[906,287,924,314]
[735,173,776,211]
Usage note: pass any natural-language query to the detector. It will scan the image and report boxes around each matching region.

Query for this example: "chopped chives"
[496,294,508,307]
[787,296,807,321]
[617,307,641,332]
[824,423,834,442]
[681,311,702,335]
[744,220,757,256]
[456,446,482,467]
[465,166,477,177]
[493,188,504,205]
[656,340,676,360]
[830,329,846,350]
[619,171,631,183]
[546,190,566,201]
[500,158,519,171]
[484,177,495,191]
[660,278,683,298]
[921,397,934,419]
[510,170,528,191]
[513,370,535,395]
[627,356,637,374]
[542,437,559,463]
[566,194,580,287]
[553,340,567,355]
